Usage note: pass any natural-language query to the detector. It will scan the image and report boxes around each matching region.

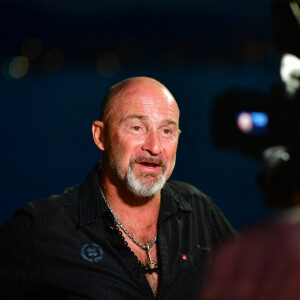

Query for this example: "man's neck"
[99,176,161,228]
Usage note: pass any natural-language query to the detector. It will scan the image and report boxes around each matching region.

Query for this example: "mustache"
[130,156,167,170]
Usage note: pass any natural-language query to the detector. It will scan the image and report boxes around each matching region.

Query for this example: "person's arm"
[0,209,45,299]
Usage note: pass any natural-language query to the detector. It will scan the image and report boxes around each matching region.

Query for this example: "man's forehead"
[119,95,179,118]
[114,99,179,125]
[119,113,179,126]
[104,78,180,122]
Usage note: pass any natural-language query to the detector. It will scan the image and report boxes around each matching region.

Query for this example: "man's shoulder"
[166,179,209,198]
[164,179,213,208]
[163,180,235,237]
[18,184,80,221]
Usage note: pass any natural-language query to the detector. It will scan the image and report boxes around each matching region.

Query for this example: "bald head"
[100,76,179,122]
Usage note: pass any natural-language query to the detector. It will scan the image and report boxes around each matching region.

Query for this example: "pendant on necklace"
[146,245,156,269]
[147,261,156,269]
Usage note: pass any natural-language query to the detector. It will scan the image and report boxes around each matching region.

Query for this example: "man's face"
[103,79,180,197]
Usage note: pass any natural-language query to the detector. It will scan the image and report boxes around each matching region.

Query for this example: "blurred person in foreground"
[0,76,234,299]
[201,145,300,300]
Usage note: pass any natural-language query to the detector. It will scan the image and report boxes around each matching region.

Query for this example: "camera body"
[212,0,300,159]
[211,85,300,158]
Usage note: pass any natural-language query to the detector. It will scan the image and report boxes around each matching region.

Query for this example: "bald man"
[0,77,234,299]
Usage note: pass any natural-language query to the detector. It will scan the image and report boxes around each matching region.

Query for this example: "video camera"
[211,0,300,159]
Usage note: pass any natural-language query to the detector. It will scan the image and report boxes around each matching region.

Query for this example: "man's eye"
[127,125,145,135]
[160,128,174,137]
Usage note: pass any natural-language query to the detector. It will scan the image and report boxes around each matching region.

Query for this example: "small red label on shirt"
[182,254,187,261]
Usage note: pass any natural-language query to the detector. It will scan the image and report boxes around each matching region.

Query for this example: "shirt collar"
[78,161,110,227]
[159,181,193,224]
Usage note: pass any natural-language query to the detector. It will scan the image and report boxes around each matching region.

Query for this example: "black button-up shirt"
[0,162,234,299]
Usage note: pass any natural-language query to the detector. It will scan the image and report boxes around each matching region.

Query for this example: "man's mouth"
[138,161,161,168]
[130,157,165,173]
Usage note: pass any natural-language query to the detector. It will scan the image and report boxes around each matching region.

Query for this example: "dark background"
[0,0,280,229]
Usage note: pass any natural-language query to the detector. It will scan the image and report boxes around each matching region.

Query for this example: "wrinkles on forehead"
[103,78,180,127]
[118,109,179,129]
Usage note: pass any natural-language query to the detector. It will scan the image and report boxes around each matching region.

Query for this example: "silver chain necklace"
[99,187,158,270]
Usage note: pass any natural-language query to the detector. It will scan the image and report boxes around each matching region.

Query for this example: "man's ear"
[92,121,105,151]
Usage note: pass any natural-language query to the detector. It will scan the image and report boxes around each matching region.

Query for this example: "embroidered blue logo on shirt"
[81,243,104,263]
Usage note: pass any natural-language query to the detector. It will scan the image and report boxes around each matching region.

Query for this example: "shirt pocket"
[168,245,211,298]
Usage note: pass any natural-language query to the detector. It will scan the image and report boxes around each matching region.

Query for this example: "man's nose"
[142,130,162,155]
